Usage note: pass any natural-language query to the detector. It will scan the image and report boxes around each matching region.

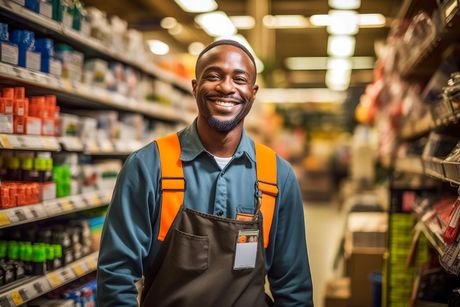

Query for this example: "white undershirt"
[213,155,232,170]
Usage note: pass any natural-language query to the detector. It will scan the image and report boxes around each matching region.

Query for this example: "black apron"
[140,207,270,307]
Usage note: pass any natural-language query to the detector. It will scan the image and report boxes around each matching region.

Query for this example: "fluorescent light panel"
[327,10,359,35]
[359,14,386,27]
[310,13,386,28]
[328,35,355,57]
[329,0,361,10]
[229,16,255,29]
[263,15,309,28]
[175,0,217,13]
[147,40,169,55]
[285,56,375,70]
[326,69,351,91]
[195,11,237,37]
[257,88,347,104]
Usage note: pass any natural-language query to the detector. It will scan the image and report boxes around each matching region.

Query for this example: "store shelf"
[418,220,446,257]
[0,134,60,151]
[0,0,191,94]
[1,133,147,156]
[0,251,98,306]
[395,156,425,174]
[0,63,192,123]
[0,189,111,230]
[396,0,439,20]
[399,113,433,140]
[400,17,460,80]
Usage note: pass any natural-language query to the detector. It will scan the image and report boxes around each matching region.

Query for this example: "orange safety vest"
[155,133,279,248]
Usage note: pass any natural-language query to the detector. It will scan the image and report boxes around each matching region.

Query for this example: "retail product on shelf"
[0,23,18,66]
[10,30,40,72]
[0,217,95,287]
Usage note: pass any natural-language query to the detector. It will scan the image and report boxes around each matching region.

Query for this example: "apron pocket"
[171,228,209,272]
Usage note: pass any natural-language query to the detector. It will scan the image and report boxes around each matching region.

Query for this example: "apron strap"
[156,133,185,241]
[255,143,278,248]
[156,134,279,248]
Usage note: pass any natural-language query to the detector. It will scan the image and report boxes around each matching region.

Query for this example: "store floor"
[304,201,347,307]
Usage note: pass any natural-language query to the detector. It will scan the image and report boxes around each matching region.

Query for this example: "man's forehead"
[197,45,255,73]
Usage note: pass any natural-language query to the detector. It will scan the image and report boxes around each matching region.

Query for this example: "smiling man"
[96,40,313,307]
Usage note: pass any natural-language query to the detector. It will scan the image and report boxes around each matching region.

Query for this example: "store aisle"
[304,201,347,307]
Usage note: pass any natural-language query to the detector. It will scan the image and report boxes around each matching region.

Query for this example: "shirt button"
[216,209,224,216]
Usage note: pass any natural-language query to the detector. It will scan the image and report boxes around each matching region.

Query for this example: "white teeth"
[215,100,236,107]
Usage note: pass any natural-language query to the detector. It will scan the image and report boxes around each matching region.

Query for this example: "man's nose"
[216,77,235,94]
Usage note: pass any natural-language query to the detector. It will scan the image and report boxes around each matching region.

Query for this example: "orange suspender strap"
[156,133,185,241]
[255,143,279,248]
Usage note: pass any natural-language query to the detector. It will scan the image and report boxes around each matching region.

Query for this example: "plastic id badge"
[233,229,259,270]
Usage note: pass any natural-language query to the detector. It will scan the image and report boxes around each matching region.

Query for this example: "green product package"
[53,244,62,258]
[7,241,18,260]
[32,244,46,263]
[45,244,55,260]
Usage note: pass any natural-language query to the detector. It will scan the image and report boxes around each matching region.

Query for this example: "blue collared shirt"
[97,122,313,306]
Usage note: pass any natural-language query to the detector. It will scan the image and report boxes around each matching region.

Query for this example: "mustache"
[205,94,244,104]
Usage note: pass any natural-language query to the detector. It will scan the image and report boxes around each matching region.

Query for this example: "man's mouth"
[214,100,238,107]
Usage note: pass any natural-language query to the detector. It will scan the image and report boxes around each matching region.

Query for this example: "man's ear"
[252,84,259,97]
[191,79,197,97]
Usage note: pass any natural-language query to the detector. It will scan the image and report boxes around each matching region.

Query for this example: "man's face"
[192,45,259,132]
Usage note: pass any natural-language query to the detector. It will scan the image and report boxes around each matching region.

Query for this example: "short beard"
[207,116,241,132]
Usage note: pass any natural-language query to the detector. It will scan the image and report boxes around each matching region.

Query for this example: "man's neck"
[196,117,243,158]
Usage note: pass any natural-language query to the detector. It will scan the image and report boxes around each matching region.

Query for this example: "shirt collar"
[178,119,256,163]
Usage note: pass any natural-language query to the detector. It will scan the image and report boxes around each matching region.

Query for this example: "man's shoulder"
[124,141,158,168]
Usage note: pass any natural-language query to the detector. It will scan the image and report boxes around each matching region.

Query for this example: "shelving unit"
[0,0,192,94]
[0,189,111,229]
[0,0,199,303]
[367,0,460,305]
[0,251,98,307]
[0,62,192,123]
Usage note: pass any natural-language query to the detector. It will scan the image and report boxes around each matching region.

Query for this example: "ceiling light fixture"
[310,14,329,26]
[188,42,205,56]
[195,11,237,37]
[257,88,347,104]
[229,16,255,29]
[326,69,351,91]
[285,56,375,70]
[310,13,386,28]
[327,10,359,35]
[215,34,264,73]
[174,0,217,13]
[147,40,169,55]
[328,0,361,10]
[327,35,356,57]
[359,14,386,27]
[285,57,329,70]
[263,15,309,28]
[160,17,177,29]
[327,58,352,70]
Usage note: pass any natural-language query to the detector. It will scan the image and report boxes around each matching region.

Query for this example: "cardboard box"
[346,247,384,307]
[324,278,350,307]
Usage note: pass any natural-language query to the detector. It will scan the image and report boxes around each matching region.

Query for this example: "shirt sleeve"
[96,149,157,307]
[268,164,314,307]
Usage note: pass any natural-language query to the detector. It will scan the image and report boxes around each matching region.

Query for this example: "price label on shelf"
[59,267,76,282]
[10,208,27,222]
[91,194,102,206]
[87,256,97,271]
[47,272,62,288]
[0,211,11,226]
[61,80,73,92]
[44,200,62,215]
[26,205,46,219]
[31,278,51,296]
[59,199,74,211]
[71,263,86,277]
[10,291,24,306]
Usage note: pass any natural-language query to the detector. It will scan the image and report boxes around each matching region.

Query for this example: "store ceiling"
[82,0,402,90]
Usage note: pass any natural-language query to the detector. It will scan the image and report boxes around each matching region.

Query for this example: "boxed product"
[55,44,84,82]
[0,23,19,66]
[346,212,388,249]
